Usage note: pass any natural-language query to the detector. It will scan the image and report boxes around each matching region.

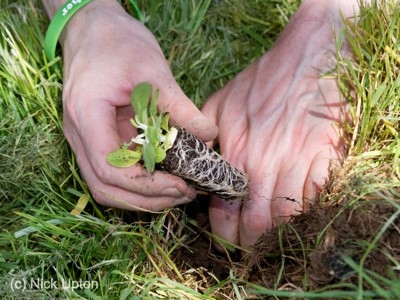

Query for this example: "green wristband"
[44,0,92,61]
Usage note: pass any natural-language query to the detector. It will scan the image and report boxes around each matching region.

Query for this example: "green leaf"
[141,110,148,125]
[131,82,151,123]
[106,149,142,168]
[147,126,158,146]
[149,88,159,117]
[130,116,140,128]
[134,144,143,152]
[155,148,166,163]
[161,113,170,131]
[143,143,156,173]
[152,115,161,130]
[164,127,178,150]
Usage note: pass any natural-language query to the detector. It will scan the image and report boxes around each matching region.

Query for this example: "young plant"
[107,82,249,200]
[107,82,177,173]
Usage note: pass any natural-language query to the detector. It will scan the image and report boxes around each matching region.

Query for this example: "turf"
[0,0,399,299]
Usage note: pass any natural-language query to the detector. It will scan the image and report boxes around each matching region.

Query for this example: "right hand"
[59,0,218,211]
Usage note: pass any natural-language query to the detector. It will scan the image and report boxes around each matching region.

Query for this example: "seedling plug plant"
[107,82,249,200]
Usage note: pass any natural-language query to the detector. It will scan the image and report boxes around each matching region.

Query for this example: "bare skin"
[41,0,218,211]
[202,0,360,248]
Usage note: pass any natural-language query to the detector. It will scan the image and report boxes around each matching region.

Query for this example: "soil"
[173,196,240,280]
[244,199,400,291]
[174,195,400,296]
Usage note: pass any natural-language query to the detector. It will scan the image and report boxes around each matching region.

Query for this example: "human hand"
[58,0,218,211]
[201,1,350,248]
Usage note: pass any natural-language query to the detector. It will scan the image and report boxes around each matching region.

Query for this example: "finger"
[270,159,308,226]
[64,101,197,200]
[201,78,251,151]
[304,149,338,209]
[69,127,195,211]
[209,196,242,250]
[200,90,223,148]
[155,79,218,142]
[81,152,195,211]
[238,174,275,248]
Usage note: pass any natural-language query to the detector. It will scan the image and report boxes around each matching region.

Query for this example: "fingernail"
[190,116,214,131]
[190,116,218,139]
[174,186,197,205]
[163,187,185,198]
[185,186,197,199]
[174,196,194,206]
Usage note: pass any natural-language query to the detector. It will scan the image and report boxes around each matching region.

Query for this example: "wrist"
[301,0,361,20]
[43,0,126,60]
[60,0,124,46]
[41,0,69,18]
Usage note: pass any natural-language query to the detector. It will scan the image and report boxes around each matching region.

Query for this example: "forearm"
[301,0,367,19]
[41,0,70,18]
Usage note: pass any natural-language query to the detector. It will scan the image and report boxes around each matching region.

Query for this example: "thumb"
[200,88,224,148]
[157,80,218,142]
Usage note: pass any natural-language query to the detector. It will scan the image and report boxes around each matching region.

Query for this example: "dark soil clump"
[243,199,400,291]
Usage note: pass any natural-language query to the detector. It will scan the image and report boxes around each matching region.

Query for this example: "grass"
[0,0,399,299]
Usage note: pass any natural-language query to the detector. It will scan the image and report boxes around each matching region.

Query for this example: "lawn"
[0,0,399,299]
